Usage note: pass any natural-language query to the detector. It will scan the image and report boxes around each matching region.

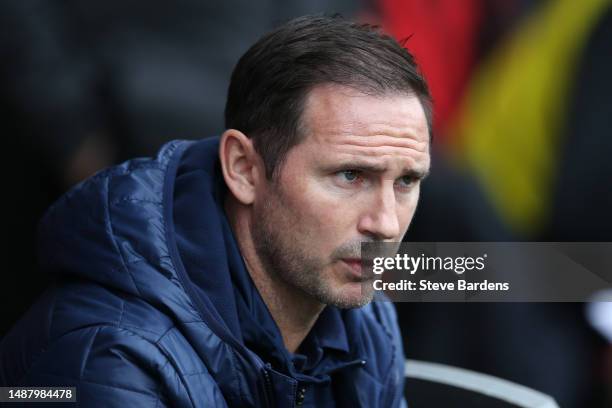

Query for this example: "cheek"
[306,179,362,224]
[282,181,358,248]
[294,193,350,236]
[277,158,343,227]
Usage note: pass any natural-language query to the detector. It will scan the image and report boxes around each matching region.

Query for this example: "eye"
[339,170,360,182]
[396,175,417,188]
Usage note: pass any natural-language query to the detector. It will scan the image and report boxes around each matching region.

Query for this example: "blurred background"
[1,0,611,406]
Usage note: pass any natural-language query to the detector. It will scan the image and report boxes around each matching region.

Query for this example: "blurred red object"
[379,0,484,138]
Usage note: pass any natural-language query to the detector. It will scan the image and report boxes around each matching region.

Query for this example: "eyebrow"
[332,162,430,180]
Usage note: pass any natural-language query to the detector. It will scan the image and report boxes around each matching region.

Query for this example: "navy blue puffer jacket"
[0,137,406,407]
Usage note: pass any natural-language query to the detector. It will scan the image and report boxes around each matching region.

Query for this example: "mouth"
[340,258,372,282]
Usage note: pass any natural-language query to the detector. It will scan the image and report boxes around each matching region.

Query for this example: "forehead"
[296,84,430,168]
[302,84,428,138]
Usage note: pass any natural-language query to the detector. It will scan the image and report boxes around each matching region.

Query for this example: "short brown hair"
[225,14,432,179]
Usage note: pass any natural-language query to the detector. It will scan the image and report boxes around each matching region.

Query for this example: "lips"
[340,258,371,281]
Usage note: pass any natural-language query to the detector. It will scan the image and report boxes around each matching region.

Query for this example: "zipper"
[262,363,274,408]
[327,358,367,375]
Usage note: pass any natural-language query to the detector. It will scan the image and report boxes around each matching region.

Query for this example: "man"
[0,15,431,407]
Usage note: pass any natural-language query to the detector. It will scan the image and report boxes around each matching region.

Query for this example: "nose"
[357,184,401,240]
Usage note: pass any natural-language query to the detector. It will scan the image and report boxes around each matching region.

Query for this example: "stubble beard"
[250,187,373,309]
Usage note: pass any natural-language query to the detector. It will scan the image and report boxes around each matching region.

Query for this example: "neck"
[226,198,325,353]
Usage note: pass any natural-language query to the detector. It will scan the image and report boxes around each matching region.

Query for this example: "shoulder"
[1,283,227,407]
[25,324,223,407]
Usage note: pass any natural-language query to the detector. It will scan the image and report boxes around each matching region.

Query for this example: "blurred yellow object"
[452,0,610,235]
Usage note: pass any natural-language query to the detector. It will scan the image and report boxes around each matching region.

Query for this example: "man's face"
[251,84,430,308]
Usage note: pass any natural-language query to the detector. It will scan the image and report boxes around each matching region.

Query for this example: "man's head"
[220,15,431,309]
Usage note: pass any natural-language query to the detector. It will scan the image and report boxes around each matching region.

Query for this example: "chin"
[325,283,374,309]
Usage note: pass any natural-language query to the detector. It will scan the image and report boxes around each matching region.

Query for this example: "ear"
[219,129,262,205]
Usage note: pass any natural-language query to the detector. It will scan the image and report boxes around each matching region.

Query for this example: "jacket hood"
[39,141,193,316]
[38,138,259,347]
